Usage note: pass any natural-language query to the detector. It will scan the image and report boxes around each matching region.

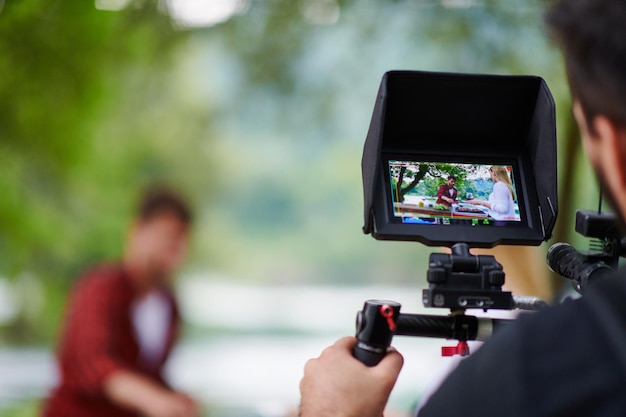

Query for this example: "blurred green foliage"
[0,0,214,342]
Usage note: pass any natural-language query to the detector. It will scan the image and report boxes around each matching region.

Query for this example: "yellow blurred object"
[474,246,552,301]
[418,201,424,207]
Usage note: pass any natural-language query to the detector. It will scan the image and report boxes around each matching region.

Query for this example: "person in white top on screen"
[467,166,517,220]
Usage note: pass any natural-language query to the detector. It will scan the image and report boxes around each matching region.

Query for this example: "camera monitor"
[362,71,557,247]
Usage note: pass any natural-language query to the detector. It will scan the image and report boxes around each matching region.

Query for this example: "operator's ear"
[592,114,626,191]
[573,100,626,191]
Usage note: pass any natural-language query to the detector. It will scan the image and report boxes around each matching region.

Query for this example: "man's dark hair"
[546,0,626,132]
[137,186,193,224]
[448,175,457,181]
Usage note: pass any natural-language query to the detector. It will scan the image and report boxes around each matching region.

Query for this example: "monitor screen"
[388,160,523,227]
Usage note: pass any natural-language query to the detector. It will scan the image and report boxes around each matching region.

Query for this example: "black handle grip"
[353,341,387,366]
[353,300,401,366]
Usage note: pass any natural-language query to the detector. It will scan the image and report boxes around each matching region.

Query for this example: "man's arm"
[104,370,198,417]
[436,185,446,200]
[299,337,403,417]
[437,185,454,204]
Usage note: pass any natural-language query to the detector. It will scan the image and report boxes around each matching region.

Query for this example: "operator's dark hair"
[137,186,193,225]
[447,175,457,181]
[546,0,626,132]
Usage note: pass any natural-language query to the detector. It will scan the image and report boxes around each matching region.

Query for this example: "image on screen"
[388,160,522,226]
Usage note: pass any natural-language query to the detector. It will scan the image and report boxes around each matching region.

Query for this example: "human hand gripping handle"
[300,337,404,417]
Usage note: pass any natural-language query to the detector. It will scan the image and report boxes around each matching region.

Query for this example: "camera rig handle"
[353,300,401,366]
[354,299,513,366]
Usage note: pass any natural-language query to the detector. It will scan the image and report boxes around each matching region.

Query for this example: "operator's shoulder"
[500,277,626,378]
[584,272,626,307]
[513,279,626,415]
[510,292,596,339]
[421,280,626,417]
[517,276,626,332]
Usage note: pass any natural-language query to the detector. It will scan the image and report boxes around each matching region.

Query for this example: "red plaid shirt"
[42,264,180,417]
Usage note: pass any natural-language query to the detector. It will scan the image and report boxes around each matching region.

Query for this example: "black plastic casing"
[353,300,401,366]
[362,71,558,248]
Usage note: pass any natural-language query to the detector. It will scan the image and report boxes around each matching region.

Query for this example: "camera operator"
[299,0,626,415]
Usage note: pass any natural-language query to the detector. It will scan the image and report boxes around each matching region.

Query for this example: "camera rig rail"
[353,243,547,366]
[353,300,513,366]
[354,210,626,367]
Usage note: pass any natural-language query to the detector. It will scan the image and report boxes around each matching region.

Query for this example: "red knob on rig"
[379,304,397,331]
[441,341,470,357]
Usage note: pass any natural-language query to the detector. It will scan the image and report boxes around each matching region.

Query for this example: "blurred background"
[0,0,602,416]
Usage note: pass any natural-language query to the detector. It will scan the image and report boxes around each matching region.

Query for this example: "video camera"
[354,70,558,366]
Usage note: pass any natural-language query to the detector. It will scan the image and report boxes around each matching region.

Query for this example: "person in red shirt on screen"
[43,187,198,417]
[435,175,458,207]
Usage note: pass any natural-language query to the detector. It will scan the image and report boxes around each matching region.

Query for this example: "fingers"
[371,348,404,394]
[333,336,357,350]
[300,337,404,417]
[172,393,199,417]
[313,336,356,362]
[315,336,402,371]
[379,348,404,375]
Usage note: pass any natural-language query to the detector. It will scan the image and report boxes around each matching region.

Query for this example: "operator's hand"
[299,336,404,417]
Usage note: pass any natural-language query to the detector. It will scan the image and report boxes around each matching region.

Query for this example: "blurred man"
[43,188,198,417]
[300,0,626,415]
